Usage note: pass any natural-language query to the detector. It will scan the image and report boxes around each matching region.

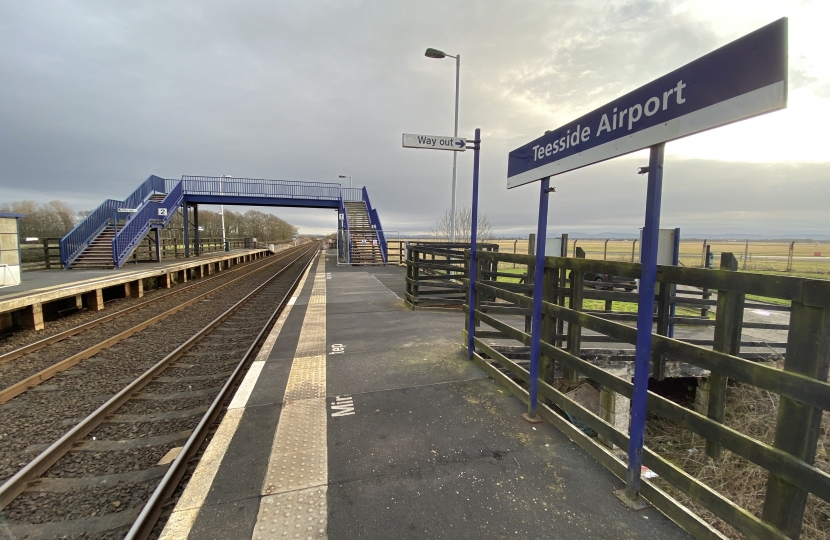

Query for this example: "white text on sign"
[402,133,466,152]
[331,395,355,417]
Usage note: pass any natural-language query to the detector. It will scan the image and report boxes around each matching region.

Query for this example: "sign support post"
[625,143,665,501]
[467,128,481,359]
[523,176,550,423]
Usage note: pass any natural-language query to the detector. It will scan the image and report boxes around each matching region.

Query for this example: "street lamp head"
[338,175,349,178]
[425,48,446,59]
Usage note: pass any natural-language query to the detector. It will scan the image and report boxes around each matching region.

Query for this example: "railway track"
[0,242,320,538]
[0,246,307,404]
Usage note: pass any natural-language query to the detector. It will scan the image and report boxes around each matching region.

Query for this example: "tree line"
[0,200,76,239]
[169,207,297,241]
[0,200,297,242]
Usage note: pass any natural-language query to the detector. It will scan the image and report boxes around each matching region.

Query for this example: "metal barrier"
[113,181,183,267]
[362,187,387,263]
[467,249,830,539]
[340,187,363,202]
[181,176,341,201]
[60,175,167,267]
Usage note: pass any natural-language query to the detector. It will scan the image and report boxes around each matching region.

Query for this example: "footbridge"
[60,175,386,269]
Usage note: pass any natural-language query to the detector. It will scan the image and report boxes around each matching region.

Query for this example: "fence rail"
[405,243,499,308]
[466,249,830,539]
[20,239,62,270]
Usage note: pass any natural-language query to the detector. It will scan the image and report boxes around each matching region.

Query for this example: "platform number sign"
[330,343,345,355]
[158,208,168,217]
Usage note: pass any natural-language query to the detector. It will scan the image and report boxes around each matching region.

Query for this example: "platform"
[0,248,272,331]
[160,249,689,539]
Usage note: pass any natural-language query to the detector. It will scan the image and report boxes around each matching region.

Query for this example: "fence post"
[564,247,585,382]
[42,239,51,270]
[701,239,707,267]
[786,240,795,272]
[743,240,749,270]
[761,290,830,538]
[631,239,638,262]
[705,252,744,461]
[603,238,609,260]
[556,233,568,348]
[540,263,558,389]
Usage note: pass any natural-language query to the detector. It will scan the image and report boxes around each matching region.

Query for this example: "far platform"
[160,249,689,539]
[0,248,273,331]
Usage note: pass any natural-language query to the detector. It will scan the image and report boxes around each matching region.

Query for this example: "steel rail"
[0,248,298,367]
[0,244,319,509]
[0,246,309,404]
[126,245,320,539]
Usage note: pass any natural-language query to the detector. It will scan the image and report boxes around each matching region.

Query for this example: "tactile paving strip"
[253,486,327,540]
[284,356,326,401]
[255,251,329,538]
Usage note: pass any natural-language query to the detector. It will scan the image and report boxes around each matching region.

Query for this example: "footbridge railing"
[467,249,830,539]
[112,181,183,267]
[362,187,387,263]
[60,175,167,268]
[180,176,341,201]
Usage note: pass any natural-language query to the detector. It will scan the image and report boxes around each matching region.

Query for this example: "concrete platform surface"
[161,250,689,539]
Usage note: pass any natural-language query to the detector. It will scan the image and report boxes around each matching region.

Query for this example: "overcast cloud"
[1,0,828,238]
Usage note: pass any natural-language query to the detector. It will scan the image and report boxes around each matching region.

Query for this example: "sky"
[1,0,828,239]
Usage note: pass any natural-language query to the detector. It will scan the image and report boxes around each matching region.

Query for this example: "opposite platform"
[0,248,272,331]
[161,249,690,539]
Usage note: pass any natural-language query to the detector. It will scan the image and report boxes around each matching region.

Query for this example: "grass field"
[390,238,830,276]
[486,238,830,275]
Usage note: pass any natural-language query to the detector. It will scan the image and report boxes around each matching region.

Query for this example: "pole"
[467,128,481,359]
[220,177,226,249]
[625,143,665,501]
[450,54,460,243]
[524,176,550,423]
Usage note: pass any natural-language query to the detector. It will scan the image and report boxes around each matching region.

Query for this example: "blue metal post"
[467,129,481,359]
[626,143,665,500]
[525,176,550,421]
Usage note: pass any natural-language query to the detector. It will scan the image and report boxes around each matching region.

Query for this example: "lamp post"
[425,47,460,243]
[221,175,232,250]
[338,175,352,189]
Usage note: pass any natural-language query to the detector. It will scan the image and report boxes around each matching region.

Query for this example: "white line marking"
[228,361,264,410]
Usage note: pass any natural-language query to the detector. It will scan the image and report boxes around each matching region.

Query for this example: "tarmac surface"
[160,250,690,539]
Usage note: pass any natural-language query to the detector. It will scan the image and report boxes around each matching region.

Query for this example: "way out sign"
[402,133,466,151]
[507,17,788,188]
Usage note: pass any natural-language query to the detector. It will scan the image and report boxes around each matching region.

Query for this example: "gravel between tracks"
[0,246,317,537]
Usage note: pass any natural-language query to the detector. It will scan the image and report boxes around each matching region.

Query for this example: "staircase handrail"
[59,175,168,268]
[362,187,387,263]
[113,181,184,267]
[339,192,351,263]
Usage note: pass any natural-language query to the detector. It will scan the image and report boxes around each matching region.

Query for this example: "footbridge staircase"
[60,176,387,269]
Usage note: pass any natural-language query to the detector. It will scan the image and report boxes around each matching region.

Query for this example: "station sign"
[158,208,168,217]
[402,133,466,151]
[507,18,788,188]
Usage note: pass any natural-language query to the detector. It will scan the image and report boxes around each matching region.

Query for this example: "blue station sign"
[507,18,788,188]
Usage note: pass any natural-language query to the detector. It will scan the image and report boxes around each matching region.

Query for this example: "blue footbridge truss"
[60,175,386,268]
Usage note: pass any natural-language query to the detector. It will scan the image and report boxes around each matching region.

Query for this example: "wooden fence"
[467,249,830,539]
[404,242,498,308]
[20,238,61,270]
